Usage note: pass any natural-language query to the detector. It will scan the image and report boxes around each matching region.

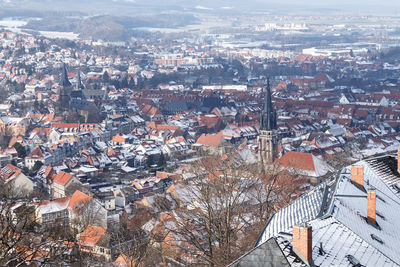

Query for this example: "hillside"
[22,14,199,41]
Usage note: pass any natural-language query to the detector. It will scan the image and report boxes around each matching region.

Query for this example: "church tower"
[75,70,84,90]
[58,63,72,113]
[258,78,278,170]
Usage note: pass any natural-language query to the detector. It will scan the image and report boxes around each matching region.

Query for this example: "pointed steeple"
[76,70,84,90]
[61,63,72,87]
[260,78,276,131]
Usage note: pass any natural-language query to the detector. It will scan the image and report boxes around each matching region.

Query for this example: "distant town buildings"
[1,15,400,264]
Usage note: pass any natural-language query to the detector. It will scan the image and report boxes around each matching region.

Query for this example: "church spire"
[58,63,72,114]
[258,78,279,169]
[260,78,276,131]
[61,63,72,87]
[76,70,84,90]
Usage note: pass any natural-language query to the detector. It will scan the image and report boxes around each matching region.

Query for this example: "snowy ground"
[0,17,79,40]
[0,18,28,28]
[38,31,79,40]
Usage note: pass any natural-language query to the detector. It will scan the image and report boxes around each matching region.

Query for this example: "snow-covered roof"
[257,181,332,245]
[256,153,400,266]
[276,217,397,267]
[37,198,70,214]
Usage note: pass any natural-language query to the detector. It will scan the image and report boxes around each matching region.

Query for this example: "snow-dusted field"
[0,17,78,40]
[0,18,28,28]
[38,31,79,40]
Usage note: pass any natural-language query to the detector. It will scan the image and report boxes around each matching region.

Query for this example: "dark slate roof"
[163,100,188,114]
[70,90,85,99]
[229,237,290,267]
[202,97,223,108]
[82,89,106,99]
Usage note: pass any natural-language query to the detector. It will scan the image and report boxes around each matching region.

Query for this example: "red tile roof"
[196,131,224,147]
[0,164,22,181]
[79,225,107,247]
[68,190,92,214]
[277,151,315,171]
[53,171,74,186]
[27,147,44,159]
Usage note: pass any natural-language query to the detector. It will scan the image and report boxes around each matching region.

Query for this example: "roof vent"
[393,182,400,193]
[346,255,361,266]
[318,242,325,256]
[376,212,385,220]
[371,234,383,244]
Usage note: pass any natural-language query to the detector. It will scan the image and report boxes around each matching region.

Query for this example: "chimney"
[367,189,376,224]
[293,223,313,264]
[351,166,364,187]
[397,150,400,172]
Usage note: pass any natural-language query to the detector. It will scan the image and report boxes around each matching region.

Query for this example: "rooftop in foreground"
[231,152,400,267]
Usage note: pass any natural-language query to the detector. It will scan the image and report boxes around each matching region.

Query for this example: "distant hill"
[23,14,199,41]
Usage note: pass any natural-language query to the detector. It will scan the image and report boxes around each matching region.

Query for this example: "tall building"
[75,70,84,90]
[258,78,278,170]
[58,63,72,113]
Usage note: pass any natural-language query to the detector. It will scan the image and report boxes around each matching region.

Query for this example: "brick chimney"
[351,166,364,187]
[293,223,313,264]
[397,150,400,172]
[367,189,376,224]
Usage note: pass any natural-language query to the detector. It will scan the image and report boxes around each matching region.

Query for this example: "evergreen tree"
[128,77,136,88]
[121,76,128,88]
[146,154,154,167]
[34,100,39,111]
[13,143,26,158]
[136,77,144,90]
[103,71,110,83]
[158,152,166,168]
[32,161,43,173]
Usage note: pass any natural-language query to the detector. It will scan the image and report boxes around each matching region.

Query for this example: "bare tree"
[246,163,305,232]
[0,183,76,266]
[161,155,303,267]
[110,210,164,267]
[69,195,107,234]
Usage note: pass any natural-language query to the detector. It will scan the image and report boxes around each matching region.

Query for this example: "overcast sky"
[1,0,399,15]
[264,0,400,4]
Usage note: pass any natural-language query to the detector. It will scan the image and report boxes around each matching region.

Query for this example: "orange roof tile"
[0,164,22,181]
[79,225,107,247]
[53,171,74,186]
[277,151,315,171]
[196,131,224,146]
[27,147,44,159]
[112,134,126,143]
[68,190,92,214]
[115,254,137,267]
